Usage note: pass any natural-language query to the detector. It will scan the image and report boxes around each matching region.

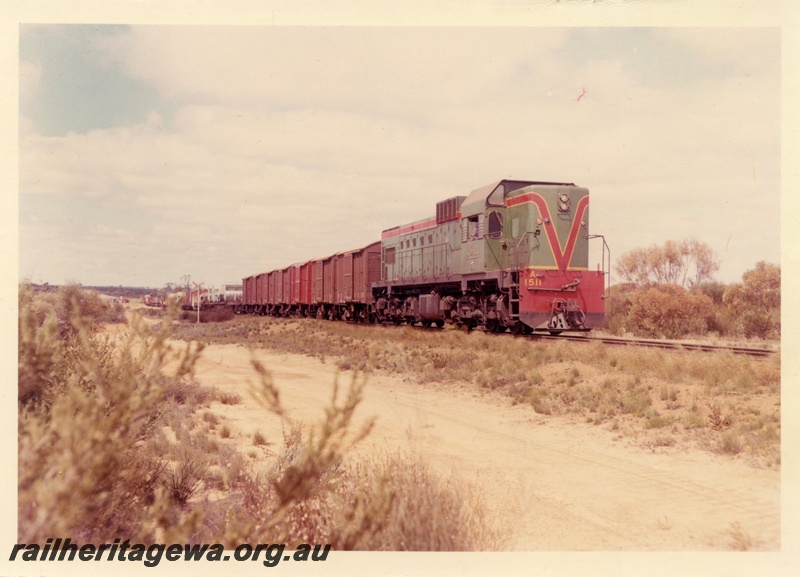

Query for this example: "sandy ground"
[190,342,779,551]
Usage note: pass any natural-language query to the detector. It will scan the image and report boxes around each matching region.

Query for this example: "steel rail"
[528,332,778,358]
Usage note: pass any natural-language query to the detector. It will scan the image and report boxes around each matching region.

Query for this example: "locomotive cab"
[457,179,606,332]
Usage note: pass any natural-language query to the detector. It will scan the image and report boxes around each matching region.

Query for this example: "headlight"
[558,193,570,212]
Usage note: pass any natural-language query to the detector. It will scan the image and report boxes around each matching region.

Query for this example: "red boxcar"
[353,241,381,303]
[266,270,275,306]
[255,272,266,307]
[334,241,381,304]
[322,256,336,304]
[312,258,325,304]
[290,262,304,305]
[282,267,292,305]
[273,268,283,304]
[300,260,314,305]
[243,275,256,306]
[333,250,352,304]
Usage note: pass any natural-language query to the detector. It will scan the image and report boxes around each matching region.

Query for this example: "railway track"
[398,321,778,358]
[233,312,779,358]
[530,332,778,358]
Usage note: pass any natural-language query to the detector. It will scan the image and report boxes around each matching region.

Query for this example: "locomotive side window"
[487,211,503,239]
[462,217,484,241]
[465,215,484,241]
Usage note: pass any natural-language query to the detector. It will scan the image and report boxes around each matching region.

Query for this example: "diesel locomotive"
[240,179,608,333]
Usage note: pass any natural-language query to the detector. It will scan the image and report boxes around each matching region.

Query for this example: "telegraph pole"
[192,281,204,323]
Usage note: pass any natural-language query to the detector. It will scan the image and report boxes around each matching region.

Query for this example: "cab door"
[483,209,506,272]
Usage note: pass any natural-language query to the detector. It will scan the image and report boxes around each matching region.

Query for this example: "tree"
[723,262,781,338]
[616,238,720,289]
[682,239,720,289]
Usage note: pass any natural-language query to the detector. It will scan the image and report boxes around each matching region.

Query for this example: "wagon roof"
[333,240,381,256]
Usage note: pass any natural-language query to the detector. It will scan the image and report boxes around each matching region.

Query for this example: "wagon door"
[341,252,355,302]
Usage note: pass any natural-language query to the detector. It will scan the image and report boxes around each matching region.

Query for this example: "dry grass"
[173,316,780,467]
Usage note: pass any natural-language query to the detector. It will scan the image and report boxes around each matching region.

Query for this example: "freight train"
[239,179,608,333]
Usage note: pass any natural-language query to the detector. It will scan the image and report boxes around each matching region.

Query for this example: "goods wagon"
[240,243,381,321]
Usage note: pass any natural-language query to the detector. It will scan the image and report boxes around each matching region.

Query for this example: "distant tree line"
[605,239,780,339]
[27,283,156,299]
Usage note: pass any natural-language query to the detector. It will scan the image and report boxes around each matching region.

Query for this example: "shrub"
[625,284,715,338]
[18,292,204,542]
[165,451,209,505]
[20,287,501,549]
[603,283,637,335]
[201,306,236,323]
[645,414,673,429]
[216,389,242,405]
[717,431,744,455]
[740,310,775,339]
[348,453,500,550]
[621,389,652,417]
[253,430,268,446]
[723,262,780,338]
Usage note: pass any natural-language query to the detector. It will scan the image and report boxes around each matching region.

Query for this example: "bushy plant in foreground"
[18,284,497,549]
[18,286,204,542]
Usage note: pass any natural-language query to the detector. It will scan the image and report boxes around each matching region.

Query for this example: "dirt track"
[193,343,780,551]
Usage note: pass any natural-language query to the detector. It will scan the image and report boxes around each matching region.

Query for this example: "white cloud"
[19,26,781,287]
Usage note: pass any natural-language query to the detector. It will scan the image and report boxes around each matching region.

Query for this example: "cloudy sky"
[14,18,785,289]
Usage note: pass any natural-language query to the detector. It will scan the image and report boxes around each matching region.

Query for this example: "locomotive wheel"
[434,319,445,328]
[513,322,533,335]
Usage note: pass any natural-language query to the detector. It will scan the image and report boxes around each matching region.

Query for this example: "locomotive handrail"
[587,234,611,292]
